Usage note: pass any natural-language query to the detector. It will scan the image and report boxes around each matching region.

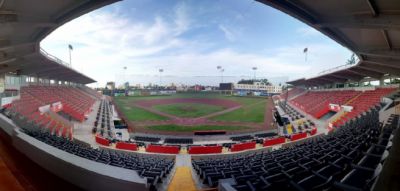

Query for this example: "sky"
[41,0,353,87]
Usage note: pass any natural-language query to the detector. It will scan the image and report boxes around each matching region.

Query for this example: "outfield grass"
[210,98,267,123]
[114,98,168,121]
[113,93,268,123]
[153,103,225,118]
[146,124,248,132]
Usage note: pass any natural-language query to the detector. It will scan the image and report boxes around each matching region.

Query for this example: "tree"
[260,79,271,85]
[346,53,356,65]
[238,79,254,84]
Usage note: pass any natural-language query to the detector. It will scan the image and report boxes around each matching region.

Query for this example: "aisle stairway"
[167,167,197,191]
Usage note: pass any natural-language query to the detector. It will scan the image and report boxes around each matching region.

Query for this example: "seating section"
[291,90,359,118]
[280,88,306,100]
[291,88,396,121]
[8,92,73,139]
[255,132,278,138]
[192,108,392,190]
[20,126,174,190]
[134,136,161,143]
[93,99,114,139]
[194,130,226,135]
[78,86,102,99]
[164,138,193,144]
[278,101,304,121]
[231,135,254,142]
[21,86,96,121]
[332,88,396,127]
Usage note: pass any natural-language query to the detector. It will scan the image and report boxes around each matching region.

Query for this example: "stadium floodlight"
[252,67,257,80]
[159,69,164,87]
[68,44,73,67]
[123,66,127,87]
[221,68,224,83]
[217,66,224,84]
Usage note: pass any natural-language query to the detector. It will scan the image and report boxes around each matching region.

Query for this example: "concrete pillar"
[333,83,338,89]
[379,77,385,86]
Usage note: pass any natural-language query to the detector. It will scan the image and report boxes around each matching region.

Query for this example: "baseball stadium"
[0,1,400,191]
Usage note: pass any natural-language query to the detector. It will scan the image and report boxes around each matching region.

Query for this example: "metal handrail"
[317,63,355,75]
[39,48,70,67]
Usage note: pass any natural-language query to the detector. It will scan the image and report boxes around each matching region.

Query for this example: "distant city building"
[203,86,213,91]
[193,85,203,91]
[176,85,189,92]
[234,81,282,96]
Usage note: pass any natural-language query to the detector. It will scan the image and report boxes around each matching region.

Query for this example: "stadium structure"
[0,0,399,191]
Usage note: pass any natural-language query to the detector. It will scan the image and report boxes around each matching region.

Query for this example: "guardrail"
[39,48,70,67]
[317,63,355,76]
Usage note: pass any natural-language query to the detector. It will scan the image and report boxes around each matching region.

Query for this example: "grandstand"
[0,0,399,191]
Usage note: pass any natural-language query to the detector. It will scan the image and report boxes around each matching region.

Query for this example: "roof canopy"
[258,0,400,86]
[0,0,120,84]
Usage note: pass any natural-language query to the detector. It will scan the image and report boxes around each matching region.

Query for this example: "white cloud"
[218,24,236,42]
[40,3,352,87]
[173,2,191,35]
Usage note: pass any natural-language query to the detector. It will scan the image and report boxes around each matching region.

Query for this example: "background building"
[234,80,282,96]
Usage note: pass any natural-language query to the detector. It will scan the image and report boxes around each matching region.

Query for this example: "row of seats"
[278,102,304,121]
[231,135,254,142]
[291,88,396,121]
[332,88,396,127]
[280,88,306,100]
[192,108,391,190]
[93,99,114,139]
[291,90,360,118]
[19,124,174,191]
[7,92,73,139]
[164,138,193,144]
[21,85,96,121]
[255,132,278,138]
[78,86,102,99]
[277,102,315,136]
[133,136,161,143]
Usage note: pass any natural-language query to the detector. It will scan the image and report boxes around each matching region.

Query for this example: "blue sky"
[41,0,353,87]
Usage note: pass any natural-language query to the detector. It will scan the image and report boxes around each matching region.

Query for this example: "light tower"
[217,66,224,84]
[68,44,73,68]
[252,67,257,80]
[159,68,164,88]
[123,66,127,84]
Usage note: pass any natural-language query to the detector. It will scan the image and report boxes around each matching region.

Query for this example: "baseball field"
[113,92,274,134]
